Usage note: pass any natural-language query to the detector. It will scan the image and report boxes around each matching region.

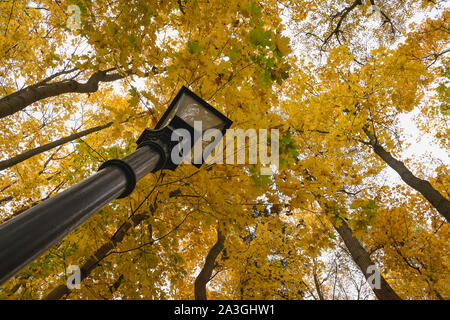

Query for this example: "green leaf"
[128,86,139,108]
[249,27,271,47]
[188,40,203,54]
[247,1,262,18]
[366,210,377,219]
[279,132,299,168]
[250,167,271,186]
[227,47,241,62]
[367,199,377,210]
[257,70,272,88]
[128,34,137,49]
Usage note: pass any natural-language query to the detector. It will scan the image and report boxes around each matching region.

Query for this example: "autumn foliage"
[0,0,448,300]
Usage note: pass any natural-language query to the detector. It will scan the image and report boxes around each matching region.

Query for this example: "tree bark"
[0,70,126,119]
[313,272,325,300]
[0,122,112,172]
[194,227,225,300]
[364,128,450,222]
[333,218,401,300]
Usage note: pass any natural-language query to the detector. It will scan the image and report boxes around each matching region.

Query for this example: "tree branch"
[363,127,450,222]
[0,69,135,119]
[194,226,225,300]
[0,122,113,172]
[321,0,362,51]
[313,272,325,300]
[370,0,400,35]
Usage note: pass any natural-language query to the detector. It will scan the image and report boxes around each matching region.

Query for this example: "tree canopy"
[0,0,448,300]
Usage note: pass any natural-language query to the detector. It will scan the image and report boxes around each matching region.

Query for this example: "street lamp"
[0,86,232,285]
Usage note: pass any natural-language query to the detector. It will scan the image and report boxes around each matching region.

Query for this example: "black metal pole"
[0,145,161,285]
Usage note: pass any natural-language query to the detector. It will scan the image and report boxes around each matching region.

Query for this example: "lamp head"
[137,86,232,171]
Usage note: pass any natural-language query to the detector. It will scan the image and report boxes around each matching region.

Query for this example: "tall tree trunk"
[364,127,450,222]
[333,218,401,300]
[0,122,112,172]
[194,227,225,300]
[0,70,126,119]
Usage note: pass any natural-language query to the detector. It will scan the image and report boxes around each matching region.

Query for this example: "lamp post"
[0,86,232,285]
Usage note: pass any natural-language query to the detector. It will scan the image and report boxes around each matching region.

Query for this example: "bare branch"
[321,0,363,51]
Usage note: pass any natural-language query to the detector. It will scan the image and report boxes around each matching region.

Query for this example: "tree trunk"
[364,128,450,222]
[334,218,401,300]
[194,227,225,300]
[0,122,112,172]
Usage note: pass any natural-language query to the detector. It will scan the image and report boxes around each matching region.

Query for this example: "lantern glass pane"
[176,94,226,131]
[159,93,226,131]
